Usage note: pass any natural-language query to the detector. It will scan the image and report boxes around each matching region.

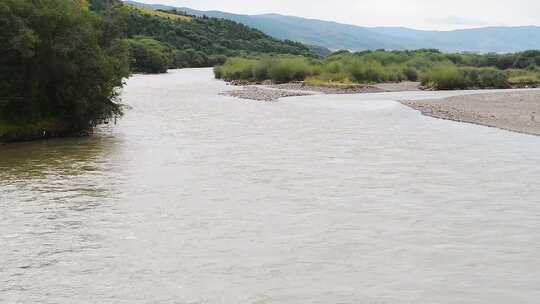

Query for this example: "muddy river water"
[1,69,539,303]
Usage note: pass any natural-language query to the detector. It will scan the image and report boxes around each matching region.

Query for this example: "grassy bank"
[214,50,540,90]
[0,119,85,143]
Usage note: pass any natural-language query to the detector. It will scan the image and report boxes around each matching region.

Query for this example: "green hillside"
[128,1,540,53]
[89,0,314,73]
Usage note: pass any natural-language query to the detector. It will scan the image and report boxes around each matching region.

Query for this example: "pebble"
[220,87,311,102]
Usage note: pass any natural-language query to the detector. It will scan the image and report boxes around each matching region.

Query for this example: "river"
[1,68,539,304]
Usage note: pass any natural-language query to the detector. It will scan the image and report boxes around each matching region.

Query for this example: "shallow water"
[1,69,539,304]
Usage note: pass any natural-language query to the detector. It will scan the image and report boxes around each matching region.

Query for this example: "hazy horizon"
[128,0,540,31]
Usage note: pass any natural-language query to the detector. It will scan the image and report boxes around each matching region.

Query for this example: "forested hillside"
[89,0,314,73]
[129,1,540,53]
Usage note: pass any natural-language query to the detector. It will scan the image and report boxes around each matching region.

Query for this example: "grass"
[214,55,421,85]
[125,5,192,21]
[420,65,466,90]
[214,56,319,83]
[462,67,509,88]
[0,118,72,143]
[421,66,510,90]
[267,57,318,83]
[506,69,540,87]
[214,50,540,90]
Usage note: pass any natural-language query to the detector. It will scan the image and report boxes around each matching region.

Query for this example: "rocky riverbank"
[220,86,312,101]
[221,81,540,136]
[402,91,540,136]
[267,83,386,94]
[221,81,421,101]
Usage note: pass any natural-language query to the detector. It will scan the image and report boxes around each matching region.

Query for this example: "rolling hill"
[125,0,540,53]
[89,0,316,71]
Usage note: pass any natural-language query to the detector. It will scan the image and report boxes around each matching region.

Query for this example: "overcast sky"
[132,0,540,30]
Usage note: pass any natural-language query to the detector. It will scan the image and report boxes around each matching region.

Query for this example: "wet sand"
[403,91,540,136]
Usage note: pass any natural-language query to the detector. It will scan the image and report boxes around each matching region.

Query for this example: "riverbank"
[221,79,540,136]
[0,119,88,144]
[402,91,540,136]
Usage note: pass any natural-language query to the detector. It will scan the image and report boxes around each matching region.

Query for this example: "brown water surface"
[1,69,539,304]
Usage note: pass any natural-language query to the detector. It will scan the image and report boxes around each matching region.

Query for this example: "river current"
[1,68,539,303]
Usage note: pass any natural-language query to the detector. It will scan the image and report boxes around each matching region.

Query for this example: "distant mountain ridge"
[125,0,540,53]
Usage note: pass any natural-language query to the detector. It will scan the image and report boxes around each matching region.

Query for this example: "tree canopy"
[89,0,315,73]
[0,0,130,140]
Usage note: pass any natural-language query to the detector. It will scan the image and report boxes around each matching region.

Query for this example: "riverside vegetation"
[2,0,540,143]
[0,0,130,142]
[214,49,540,90]
[0,0,317,142]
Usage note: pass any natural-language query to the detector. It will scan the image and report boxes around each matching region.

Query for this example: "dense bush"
[462,67,509,88]
[421,66,510,89]
[215,52,428,85]
[0,0,130,138]
[420,65,467,90]
[215,49,540,90]
[506,69,540,87]
[347,59,385,82]
[268,57,317,83]
[214,56,318,83]
[126,36,173,73]
[214,58,258,81]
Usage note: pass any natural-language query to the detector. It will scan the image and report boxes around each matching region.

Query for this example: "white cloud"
[131,0,540,30]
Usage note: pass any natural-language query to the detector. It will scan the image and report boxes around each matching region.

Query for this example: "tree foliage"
[89,0,315,73]
[0,0,130,139]
[126,36,173,73]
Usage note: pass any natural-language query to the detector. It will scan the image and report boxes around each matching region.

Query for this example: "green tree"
[0,0,130,140]
[126,36,173,73]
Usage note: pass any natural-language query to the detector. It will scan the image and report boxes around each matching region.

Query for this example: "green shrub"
[326,62,342,74]
[214,49,539,89]
[268,57,316,83]
[213,57,258,81]
[462,67,509,88]
[421,65,466,90]
[252,58,276,81]
[347,59,386,83]
[422,66,509,89]
[402,66,419,81]
[507,69,540,86]
[126,37,173,73]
